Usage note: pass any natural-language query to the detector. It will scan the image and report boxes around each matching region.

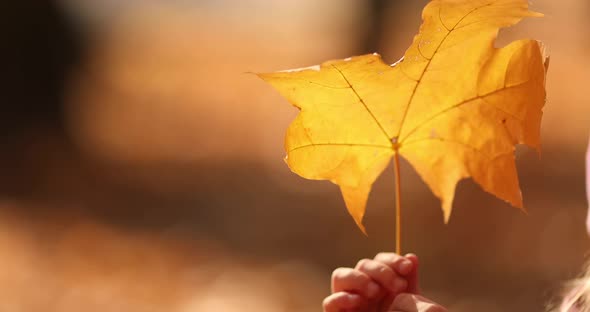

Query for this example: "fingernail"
[398,260,412,274]
[367,281,379,298]
[393,279,407,293]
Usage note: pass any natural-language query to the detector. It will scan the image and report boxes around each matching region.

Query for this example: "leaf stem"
[393,151,402,255]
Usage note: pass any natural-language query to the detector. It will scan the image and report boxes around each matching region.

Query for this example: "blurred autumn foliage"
[0,0,589,311]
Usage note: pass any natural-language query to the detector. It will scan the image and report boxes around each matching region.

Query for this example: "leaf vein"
[330,64,393,142]
[288,143,392,154]
[395,2,496,139]
[399,80,530,143]
[401,137,510,161]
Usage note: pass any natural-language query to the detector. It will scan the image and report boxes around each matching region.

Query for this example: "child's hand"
[323,253,421,312]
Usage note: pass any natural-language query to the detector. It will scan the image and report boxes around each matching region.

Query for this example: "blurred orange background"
[0,0,589,311]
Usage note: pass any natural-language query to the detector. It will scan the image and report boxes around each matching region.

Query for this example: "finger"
[355,259,406,294]
[390,293,447,312]
[332,267,380,299]
[404,253,420,294]
[323,292,363,312]
[374,253,414,276]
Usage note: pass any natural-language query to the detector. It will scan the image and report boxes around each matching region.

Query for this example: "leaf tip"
[442,207,452,224]
[356,222,368,236]
[247,71,270,80]
[340,185,371,236]
[351,212,368,236]
[507,190,525,213]
[514,197,525,211]
[440,194,455,224]
[515,198,528,216]
[254,72,272,81]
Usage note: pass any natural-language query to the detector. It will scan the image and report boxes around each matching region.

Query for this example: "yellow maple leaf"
[258,0,548,236]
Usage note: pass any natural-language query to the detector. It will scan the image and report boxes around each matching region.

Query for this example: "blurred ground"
[0,0,589,311]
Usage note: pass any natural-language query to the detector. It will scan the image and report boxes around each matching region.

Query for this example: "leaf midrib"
[395,3,496,141]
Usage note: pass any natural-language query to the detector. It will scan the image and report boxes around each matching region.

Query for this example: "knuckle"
[356,258,372,269]
[331,267,352,281]
[377,264,389,275]
[375,252,393,260]
[375,252,400,263]
[361,259,393,277]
